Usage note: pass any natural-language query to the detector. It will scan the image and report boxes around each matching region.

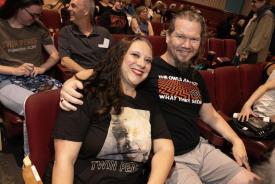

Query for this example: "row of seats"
[24,63,275,180]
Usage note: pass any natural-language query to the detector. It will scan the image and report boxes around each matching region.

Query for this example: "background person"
[236,0,274,64]
[131,6,154,36]
[58,0,111,73]
[52,37,174,184]
[238,62,275,122]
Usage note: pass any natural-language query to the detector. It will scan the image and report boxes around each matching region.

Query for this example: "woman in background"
[131,6,154,36]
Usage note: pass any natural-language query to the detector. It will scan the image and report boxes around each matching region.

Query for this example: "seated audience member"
[144,0,153,20]
[151,0,166,23]
[131,6,154,36]
[58,0,111,73]
[59,9,259,183]
[121,0,135,17]
[0,0,60,115]
[95,0,113,16]
[100,0,129,34]
[236,0,274,64]
[0,0,60,154]
[238,62,275,122]
[52,37,174,184]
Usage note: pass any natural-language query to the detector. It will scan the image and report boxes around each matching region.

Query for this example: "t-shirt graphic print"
[97,107,151,163]
[158,75,202,104]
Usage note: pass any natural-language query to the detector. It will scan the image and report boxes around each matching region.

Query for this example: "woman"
[52,37,174,184]
[131,6,154,36]
[144,0,153,19]
[0,0,60,154]
[238,62,275,122]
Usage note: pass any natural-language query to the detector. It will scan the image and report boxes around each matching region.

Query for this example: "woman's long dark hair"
[84,36,152,118]
[0,0,43,19]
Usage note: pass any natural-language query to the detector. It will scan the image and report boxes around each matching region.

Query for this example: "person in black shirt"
[100,0,129,34]
[59,10,260,183]
[52,37,174,184]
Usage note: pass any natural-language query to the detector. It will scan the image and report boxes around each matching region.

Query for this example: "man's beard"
[174,57,192,73]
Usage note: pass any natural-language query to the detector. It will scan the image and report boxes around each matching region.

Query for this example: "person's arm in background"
[238,79,275,122]
[131,18,145,35]
[147,21,154,36]
[0,63,34,76]
[61,56,86,73]
[60,69,92,111]
[148,138,174,184]
[52,139,82,184]
[31,44,59,77]
[199,103,251,170]
[58,28,85,73]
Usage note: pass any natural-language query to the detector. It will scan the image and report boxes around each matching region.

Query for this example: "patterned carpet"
[0,153,23,184]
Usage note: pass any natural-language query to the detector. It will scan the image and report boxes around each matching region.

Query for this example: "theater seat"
[25,89,60,178]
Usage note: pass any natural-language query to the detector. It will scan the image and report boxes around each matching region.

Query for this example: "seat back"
[214,66,242,116]
[239,63,266,105]
[25,89,60,178]
[208,38,225,57]
[224,39,236,60]
[40,9,61,31]
[147,35,167,56]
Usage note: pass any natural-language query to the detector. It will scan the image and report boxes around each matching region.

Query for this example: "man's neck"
[161,52,176,67]
[8,16,24,28]
[76,19,93,36]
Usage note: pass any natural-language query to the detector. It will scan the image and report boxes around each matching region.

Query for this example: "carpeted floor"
[0,153,24,184]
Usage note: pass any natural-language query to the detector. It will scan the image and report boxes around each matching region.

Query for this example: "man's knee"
[227,169,259,184]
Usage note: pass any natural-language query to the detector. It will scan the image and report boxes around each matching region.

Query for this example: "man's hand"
[31,67,46,77]
[232,138,251,171]
[12,63,34,76]
[60,77,84,111]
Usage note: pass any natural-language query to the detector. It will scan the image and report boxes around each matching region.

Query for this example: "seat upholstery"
[199,63,275,160]
[40,9,61,32]
[25,89,60,178]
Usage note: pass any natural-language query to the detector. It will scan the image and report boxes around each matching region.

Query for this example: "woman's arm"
[238,79,275,122]
[31,44,59,77]
[130,18,142,35]
[52,139,82,184]
[147,138,174,184]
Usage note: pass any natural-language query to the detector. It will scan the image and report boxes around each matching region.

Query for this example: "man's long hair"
[167,9,207,66]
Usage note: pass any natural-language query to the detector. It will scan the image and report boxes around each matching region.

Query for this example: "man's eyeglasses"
[24,8,41,19]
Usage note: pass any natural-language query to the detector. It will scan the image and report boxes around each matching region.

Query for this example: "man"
[100,0,129,34]
[59,10,259,183]
[236,0,274,63]
[58,0,111,73]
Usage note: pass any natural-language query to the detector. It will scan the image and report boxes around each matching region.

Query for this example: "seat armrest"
[198,119,225,147]
[57,64,74,82]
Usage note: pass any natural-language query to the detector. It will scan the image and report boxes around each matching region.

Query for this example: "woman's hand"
[238,104,257,122]
[12,63,34,76]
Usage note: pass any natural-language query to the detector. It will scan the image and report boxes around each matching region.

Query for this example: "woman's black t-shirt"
[54,90,170,184]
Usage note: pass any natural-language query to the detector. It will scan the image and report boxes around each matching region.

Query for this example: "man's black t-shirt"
[140,56,210,155]
[54,90,170,183]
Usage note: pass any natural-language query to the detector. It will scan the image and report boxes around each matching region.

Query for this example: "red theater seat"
[25,89,60,179]
[198,63,275,161]
[40,9,61,33]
